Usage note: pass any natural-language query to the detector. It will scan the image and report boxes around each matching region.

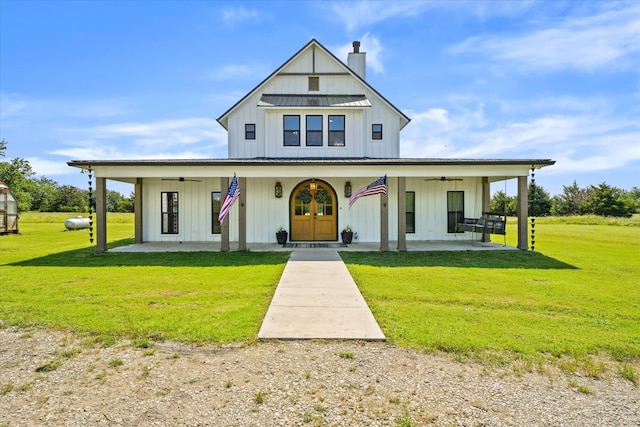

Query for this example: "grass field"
[342,216,640,362]
[1,213,639,366]
[1,212,289,344]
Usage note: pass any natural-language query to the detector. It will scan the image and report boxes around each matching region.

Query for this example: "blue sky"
[1,0,639,196]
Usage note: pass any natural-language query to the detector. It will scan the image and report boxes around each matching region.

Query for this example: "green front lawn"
[1,213,289,344]
[341,220,640,360]
[2,212,639,363]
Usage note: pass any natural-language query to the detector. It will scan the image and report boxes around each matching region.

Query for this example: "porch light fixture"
[309,181,317,191]
[275,181,283,198]
[344,181,352,198]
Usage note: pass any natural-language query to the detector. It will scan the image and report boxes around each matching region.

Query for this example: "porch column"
[220,177,230,252]
[134,178,143,244]
[238,177,247,251]
[517,175,528,250]
[95,177,107,253]
[380,191,389,251]
[397,176,406,251]
[481,177,490,243]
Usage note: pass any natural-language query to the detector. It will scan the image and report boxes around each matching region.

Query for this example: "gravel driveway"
[1,328,638,426]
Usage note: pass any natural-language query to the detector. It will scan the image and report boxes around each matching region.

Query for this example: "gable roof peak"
[217,39,410,130]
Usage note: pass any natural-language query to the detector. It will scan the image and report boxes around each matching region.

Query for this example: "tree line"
[2,139,638,216]
[491,181,640,218]
[0,140,133,213]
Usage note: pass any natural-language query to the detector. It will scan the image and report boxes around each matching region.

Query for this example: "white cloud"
[207,64,266,81]
[50,147,218,162]
[69,118,220,142]
[221,6,264,25]
[330,1,432,32]
[50,118,228,161]
[329,0,536,31]
[400,106,640,177]
[0,94,31,120]
[25,157,73,176]
[333,33,384,74]
[449,4,640,72]
[0,93,129,121]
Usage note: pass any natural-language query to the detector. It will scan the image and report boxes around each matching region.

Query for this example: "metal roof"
[68,158,555,168]
[258,94,371,108]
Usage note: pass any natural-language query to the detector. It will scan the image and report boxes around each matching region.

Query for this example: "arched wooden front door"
[290,180,337,241]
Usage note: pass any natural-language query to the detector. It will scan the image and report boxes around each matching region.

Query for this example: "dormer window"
[308,76,319,91]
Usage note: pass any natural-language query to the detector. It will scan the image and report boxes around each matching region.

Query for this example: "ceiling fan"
[161,177,202,182]
[424,177,463,182]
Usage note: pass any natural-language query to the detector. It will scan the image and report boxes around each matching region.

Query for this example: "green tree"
[49,185,86,212]
[116,192,135,213]
[490,191,517,216]
[28,177,59,211]
[103,190,134,213]
[626,186,640,213]
[106,190,123,212]
[551,180,592,216]
[528,182,552,217]
[582,182,636,217]
[0,157,36,211]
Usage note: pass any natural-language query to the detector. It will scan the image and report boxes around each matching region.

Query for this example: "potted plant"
[276,226,288,244]
[341,225,353,244]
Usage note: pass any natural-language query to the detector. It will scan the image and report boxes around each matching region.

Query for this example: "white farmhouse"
[68,39,554,252]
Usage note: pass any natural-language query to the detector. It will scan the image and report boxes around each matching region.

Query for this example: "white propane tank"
[65,216,91,230]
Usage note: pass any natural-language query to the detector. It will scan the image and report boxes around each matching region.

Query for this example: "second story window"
[328,115,345,147]
[245,123,255,140]
[306,115,323,146]
[284,115,300,146]
[372,123,383,140]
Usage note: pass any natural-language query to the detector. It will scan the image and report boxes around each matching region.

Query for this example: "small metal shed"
[0,180,19,234]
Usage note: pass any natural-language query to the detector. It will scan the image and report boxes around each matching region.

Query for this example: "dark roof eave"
[68,158,555,168]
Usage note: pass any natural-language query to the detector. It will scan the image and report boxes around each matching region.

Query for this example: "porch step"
[282,242,347,249]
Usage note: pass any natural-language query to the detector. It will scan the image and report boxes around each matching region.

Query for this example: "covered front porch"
[67,158,554,253]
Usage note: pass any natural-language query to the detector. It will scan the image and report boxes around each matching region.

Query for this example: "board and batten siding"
[226,93,400,159]
[279,45,345,75]
[227,91,264,159]
[225,46,402,159]
[141,177,483,243]
[404,177,483,241]
[264,109,364,158]
[142,178,238,243]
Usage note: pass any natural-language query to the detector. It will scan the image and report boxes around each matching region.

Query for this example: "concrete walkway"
[258,250,385,341]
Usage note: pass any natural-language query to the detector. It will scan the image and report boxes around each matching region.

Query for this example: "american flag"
[349,175,387,208]
[218,174,240,223]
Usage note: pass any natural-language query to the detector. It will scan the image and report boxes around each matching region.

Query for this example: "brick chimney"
[347,41,366,80]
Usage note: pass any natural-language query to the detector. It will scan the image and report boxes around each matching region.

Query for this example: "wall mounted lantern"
[309,181,317,191]
[275,181,283,198]
[344,181,352,198]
